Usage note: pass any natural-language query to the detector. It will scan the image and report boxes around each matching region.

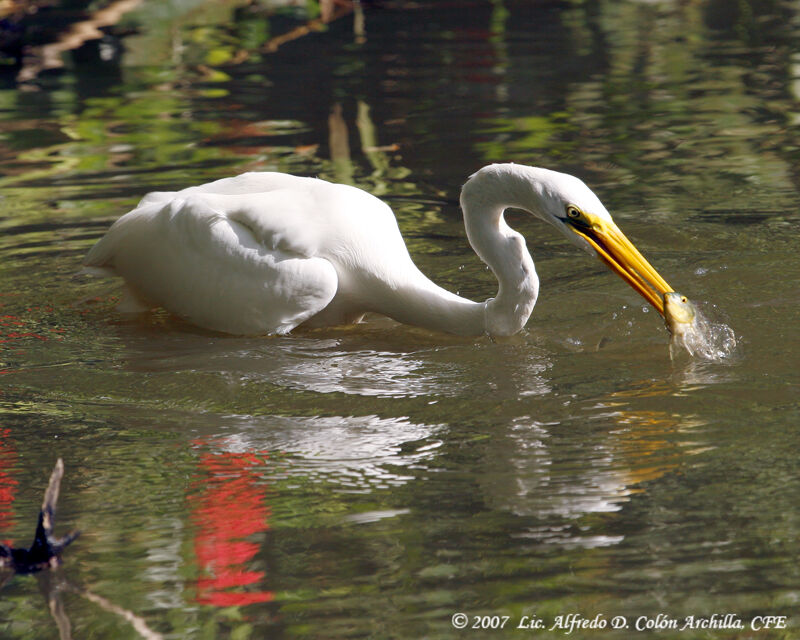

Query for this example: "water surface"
[1,1,799,638]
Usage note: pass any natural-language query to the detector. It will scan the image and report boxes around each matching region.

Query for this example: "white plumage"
[84,164,672,336]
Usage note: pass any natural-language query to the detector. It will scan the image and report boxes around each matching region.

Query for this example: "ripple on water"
[196,413,444,491]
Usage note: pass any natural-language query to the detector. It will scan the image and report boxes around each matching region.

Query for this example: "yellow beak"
[567,213,673,316]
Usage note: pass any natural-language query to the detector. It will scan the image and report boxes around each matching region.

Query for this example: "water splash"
[669,303,737,362]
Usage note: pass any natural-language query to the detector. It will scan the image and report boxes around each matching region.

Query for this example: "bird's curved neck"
[373,165,542,337]
[460,165,540,336]
[374,270,487,336]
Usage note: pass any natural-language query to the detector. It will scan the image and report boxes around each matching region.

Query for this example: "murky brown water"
[1,1,799,638]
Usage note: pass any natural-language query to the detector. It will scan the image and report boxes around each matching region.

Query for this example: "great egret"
[84,163,673,336]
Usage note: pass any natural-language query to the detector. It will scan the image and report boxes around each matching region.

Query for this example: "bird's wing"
[136,172,306,206]
[84,189,339,335]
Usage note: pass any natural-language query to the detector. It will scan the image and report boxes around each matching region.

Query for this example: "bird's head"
[527,168,674,316]
[462,164,674,317]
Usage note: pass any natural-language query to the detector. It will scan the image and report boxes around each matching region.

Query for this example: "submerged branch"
[68,584,165,640]
[0,458,79,574]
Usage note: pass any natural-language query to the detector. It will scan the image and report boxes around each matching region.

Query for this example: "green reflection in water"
[0,0,799,638]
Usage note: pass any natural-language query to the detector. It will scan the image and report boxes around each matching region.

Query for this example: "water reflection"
[189,441,273,607]
[16,0,144,85]
[205,413,442,491]
[1,0,799,636]
[260,340,459,398]
[482,384,709,550]
[483,416,635,523]
[112,323,554,400]
[669,359,739,390]
[329,103,353,182]
[0,428,17,542]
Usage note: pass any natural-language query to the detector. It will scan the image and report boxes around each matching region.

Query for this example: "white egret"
[84,163,674,336]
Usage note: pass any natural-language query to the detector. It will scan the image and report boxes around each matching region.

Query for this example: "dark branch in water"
[0,458,161,638]
[0,458,80,574]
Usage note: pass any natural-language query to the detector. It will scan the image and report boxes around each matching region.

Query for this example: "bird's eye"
[681,296,688,303]
[566,206,581,220]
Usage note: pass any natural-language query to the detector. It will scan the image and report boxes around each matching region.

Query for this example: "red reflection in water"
[189,442,273,607]
[0,428,17,545]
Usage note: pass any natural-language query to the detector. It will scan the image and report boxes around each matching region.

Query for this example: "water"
[1,1,799,638]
